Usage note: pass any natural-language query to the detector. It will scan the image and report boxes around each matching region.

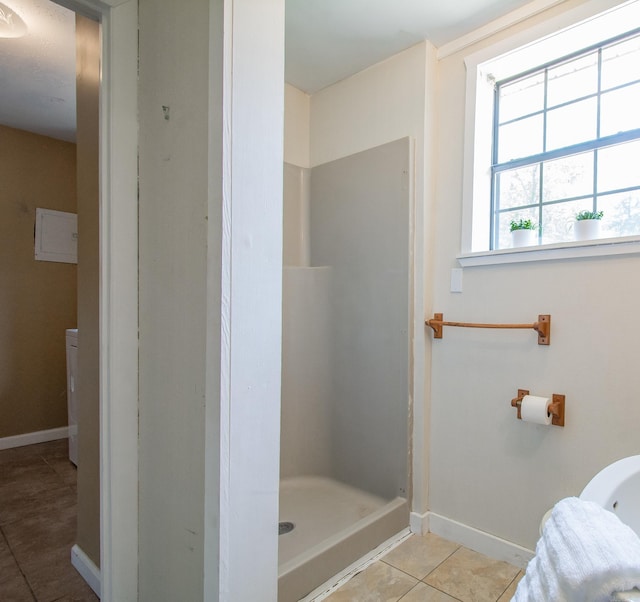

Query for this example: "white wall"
[283,163,310,266]
[311,43,431,168]
[430,0,640,552]
[310,41,437,516]
[284,83,310,168]
[138,0,209,596]
[280,266,333,479]
[310,139,411,500]
[138,0,284,600]
[283,85,311,267]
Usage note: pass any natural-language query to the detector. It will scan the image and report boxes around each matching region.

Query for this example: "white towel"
[513,497,640,602]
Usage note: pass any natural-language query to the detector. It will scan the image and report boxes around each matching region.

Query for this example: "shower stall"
[279,138,412,601]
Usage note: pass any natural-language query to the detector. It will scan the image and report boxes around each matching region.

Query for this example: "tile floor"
[0,439,98,602]
[1,439,523,602]
[321,532,524,602]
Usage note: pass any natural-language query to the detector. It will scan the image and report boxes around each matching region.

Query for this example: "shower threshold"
[278,476,408,602]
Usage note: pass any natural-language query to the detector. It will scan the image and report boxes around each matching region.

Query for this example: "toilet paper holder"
[511,389,565,427]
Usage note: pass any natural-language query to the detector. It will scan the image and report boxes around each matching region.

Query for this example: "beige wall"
[284,83,310,168]
[430,0,639,551]
[0,125,77,438]
[75,14,101,568]
[301,0,637,556]
[310,41,437,514]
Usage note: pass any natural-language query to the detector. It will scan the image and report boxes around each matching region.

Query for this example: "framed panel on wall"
[34,207,78,264]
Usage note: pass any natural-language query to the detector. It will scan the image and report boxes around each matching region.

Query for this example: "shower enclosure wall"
[279,138,412,602]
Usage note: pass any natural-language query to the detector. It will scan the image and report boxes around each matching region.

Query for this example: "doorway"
[53,0,139,599]
[0,0,137,598]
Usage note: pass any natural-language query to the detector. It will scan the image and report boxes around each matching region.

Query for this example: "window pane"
[496,165,540,209]
[498,114,543,162]
[547,53,598,108]
[499,72,545,123]
[495,209,538,249]
[489,28,640,250]
[546,97,597,150]
[601,36,640,91]
[598,139,640,192]
[542,151,593,202]
[600,83,640,137]
[541,199,588,244]
[598,190,640,237]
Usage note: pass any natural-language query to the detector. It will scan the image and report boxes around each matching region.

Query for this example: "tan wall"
[75,14,101,569]
[0,125,77,438]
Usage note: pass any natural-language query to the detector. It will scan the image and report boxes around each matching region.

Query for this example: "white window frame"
[459,0,640,267]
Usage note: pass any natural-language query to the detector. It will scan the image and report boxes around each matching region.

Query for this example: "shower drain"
[278,521,295,535]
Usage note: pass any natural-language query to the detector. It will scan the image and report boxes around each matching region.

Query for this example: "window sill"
[457,236,640,267]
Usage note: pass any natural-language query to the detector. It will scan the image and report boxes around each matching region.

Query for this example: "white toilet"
[537,457,640,602]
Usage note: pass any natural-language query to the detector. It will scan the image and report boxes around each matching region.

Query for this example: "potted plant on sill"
[574,210,603,241]
[510,218,538,247]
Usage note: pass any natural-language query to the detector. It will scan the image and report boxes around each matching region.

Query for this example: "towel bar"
[426,313,551,345]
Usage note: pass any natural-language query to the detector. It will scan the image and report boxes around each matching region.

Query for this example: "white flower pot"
[511,229,537,247]
[574,219,601,241]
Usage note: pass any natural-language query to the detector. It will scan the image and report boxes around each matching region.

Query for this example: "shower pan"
[279,138,412,602]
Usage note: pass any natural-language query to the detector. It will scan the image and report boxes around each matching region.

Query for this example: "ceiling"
[286,0,535,93]
[0,0,536,142]
[0,0,76,141]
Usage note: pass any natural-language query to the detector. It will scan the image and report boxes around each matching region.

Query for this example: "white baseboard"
[0,426,69,451]
[410,510,429,535]
[71,544,101,598]
[427,512,534,569]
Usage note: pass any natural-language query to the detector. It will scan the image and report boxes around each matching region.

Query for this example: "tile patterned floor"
[322,532,524,602]
[0,439,98,602]
[1,440,523,602]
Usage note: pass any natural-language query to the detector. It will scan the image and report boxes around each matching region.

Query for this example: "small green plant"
[576,210,604,221]
[509,218,537,232]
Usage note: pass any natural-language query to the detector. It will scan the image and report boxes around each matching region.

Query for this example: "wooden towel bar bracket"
[426,313,551,345]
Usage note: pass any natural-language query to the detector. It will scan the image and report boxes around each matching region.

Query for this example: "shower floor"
[278,476,390,566]
[277,476,408,601]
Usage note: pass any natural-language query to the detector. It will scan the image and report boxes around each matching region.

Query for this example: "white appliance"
[66,329,78,465]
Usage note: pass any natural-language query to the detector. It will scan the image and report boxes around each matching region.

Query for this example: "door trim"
[54,0,139,599]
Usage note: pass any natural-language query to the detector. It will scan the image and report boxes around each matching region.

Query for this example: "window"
[492,30,640,249]
[461,0,640,262]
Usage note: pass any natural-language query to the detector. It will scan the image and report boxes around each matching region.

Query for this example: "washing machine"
[65,329,78,466]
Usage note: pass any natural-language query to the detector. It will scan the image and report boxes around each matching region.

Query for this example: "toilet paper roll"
[520,395,552,425]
